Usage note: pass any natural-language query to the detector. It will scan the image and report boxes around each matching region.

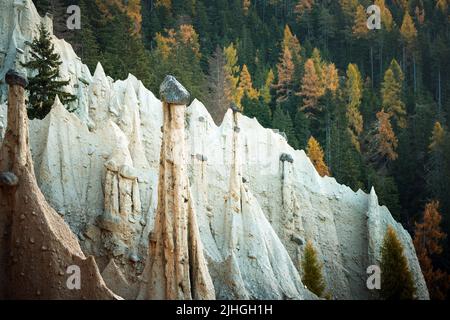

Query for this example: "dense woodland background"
[31,0,450,298]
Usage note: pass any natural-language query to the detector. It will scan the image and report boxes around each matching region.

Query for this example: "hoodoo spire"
[138,75,215,300]
[0,70,116,299]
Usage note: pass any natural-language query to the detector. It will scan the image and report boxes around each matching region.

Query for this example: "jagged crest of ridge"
[0,0,429,300]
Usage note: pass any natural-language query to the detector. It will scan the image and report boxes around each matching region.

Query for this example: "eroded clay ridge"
[0,70,117,299]
[0,0,428,300]
[137,76,215,300]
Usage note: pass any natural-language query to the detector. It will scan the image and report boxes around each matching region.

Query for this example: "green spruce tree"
[242,96,271,128]
[293,109,311,150]
[380,226,417,300]
[301,240,326,297]
[272,104,299,149]
[22,23,77,120]
[330,95,364,191]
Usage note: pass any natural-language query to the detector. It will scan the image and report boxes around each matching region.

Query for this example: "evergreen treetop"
[380,225,416,300]
[22,22,76,120]
[301,240,326,298]
[306,136,330,177]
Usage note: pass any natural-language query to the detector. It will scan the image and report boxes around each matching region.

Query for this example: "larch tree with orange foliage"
[238,64,259,103]
[177,24,201,58]
[307,136,330,177]
[352,4,369,39]
[299,59,324,118]
[282,25,302,65]
[414,201,450,300]
[366,110,398,171]
[273,26,302,103]
[274,46,295,103]
[325,64,339,94]
[375,0,394,31]
[261,69,275,104]
[400,11,418,48]
[381,61,406,129]
[224,43,242,107]
[345,63,364,152]
[400,11,418,91]
[154,24,201,60]
[96,0,142,35]
[151,24,204,100]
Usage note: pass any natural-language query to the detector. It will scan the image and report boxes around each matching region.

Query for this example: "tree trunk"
[326,110,331,166]
[403,46,406,72]
[438,67,442,114]
[413,54,417,94]
[370,45,374,89]
[379,40,383,86]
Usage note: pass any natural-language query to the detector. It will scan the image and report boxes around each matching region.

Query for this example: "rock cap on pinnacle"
[230,102,241,113]
[5,69,28,88]
[159,75,190,105]
[280,153,294,163]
